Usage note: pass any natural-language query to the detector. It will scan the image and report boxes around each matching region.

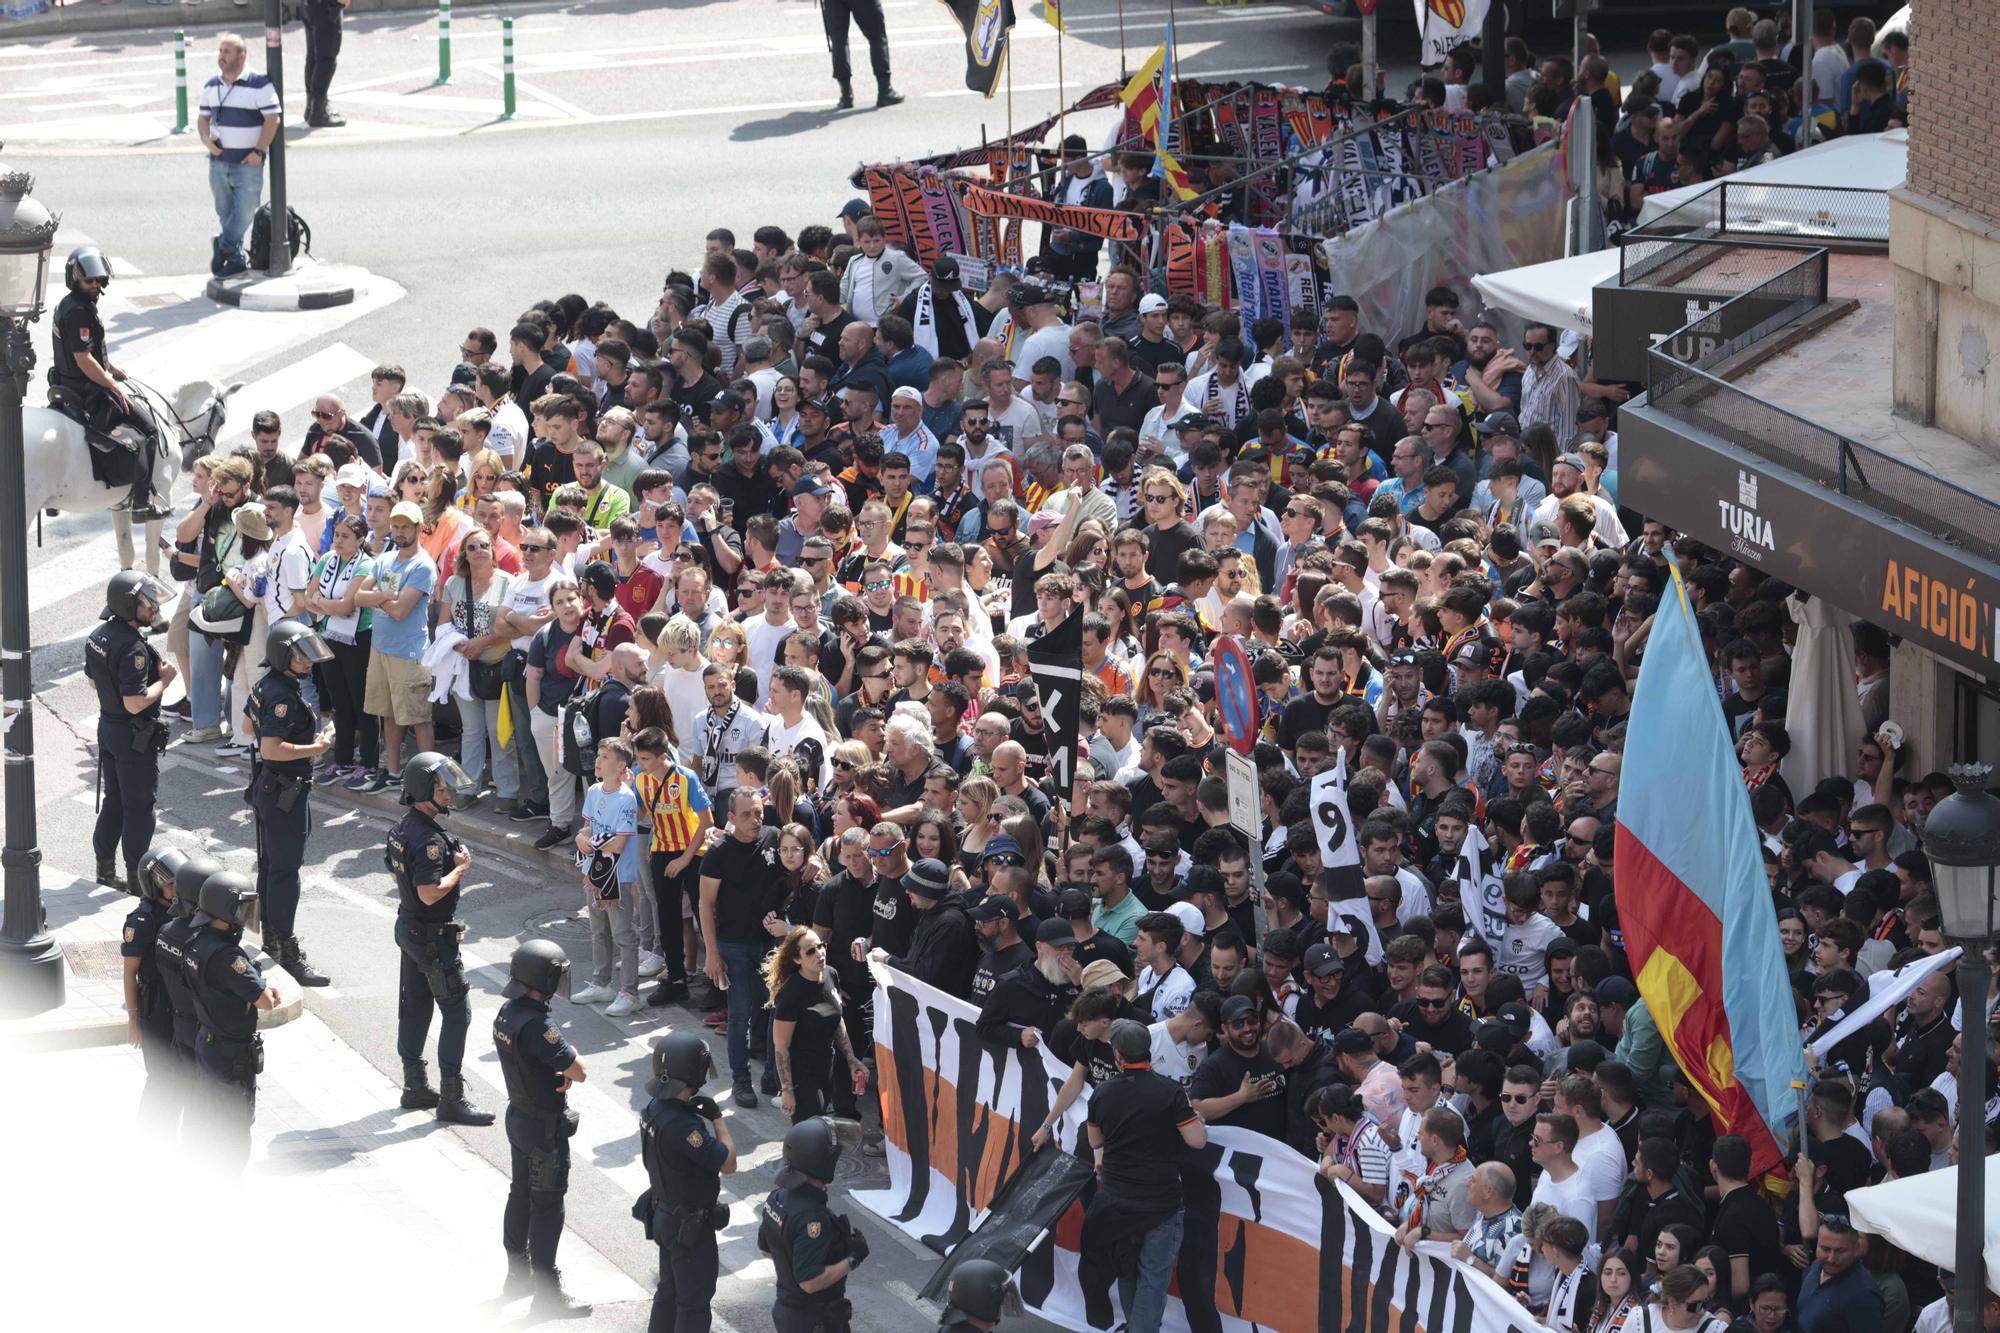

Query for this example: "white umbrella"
[1783,592,1863,801]
[1847,1153,2000,1295]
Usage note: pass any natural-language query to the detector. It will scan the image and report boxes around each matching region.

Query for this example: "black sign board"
[1622,404,2000,681]
[1592,281,1803,383]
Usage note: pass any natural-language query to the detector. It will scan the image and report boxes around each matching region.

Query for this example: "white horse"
[22,376,240,574]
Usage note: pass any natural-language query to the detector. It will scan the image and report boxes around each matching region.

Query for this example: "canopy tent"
[1470,248,1620,334]
[1635,128,1909,232]
[1847,1153,2000,1296]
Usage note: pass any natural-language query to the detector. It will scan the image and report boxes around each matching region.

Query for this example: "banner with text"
[855,962,1562,1333]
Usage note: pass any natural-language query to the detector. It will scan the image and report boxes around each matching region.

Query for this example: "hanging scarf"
[1338,1112,1379,1177]
[1743,759,1781,791]
[701,700,740,790]
[1593,1297,1637,1333]
[910,280,977,358]
[1403,1145,1469,1238]
[315,553,366,644]
[1200,372,1253,429]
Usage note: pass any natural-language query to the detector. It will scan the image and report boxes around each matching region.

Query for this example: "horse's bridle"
[123,374,221,463]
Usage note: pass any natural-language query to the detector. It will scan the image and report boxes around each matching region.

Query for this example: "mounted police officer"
[760,1117,868,1333]
[50,246,168,520]
[86,571,175,897]
[387,751,493,1126]
[156,852,222,1097]
[186,867,280,1165]
[640,1032,738,1333]
[123,844,187,1119]
[938,1259,1018,1332]
[494,939,592,1319]
[247,619,334,987]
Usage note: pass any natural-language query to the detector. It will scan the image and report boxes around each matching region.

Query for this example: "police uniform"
[121,894,180,1111]
[640,1095,727,1333]
[50,288,104,400]
[187,923,267,1161]
[154,910,204,1064]
[494,993,580,1276]
[388,806,472,1082]
[85,613,164,886]
[760,1180,853,1333]
[247,668,317,944]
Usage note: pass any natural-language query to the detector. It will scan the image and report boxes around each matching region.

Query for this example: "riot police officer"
[760,1117,868,1333]
[156,852,222,1083]
[50,246,167,520]
[640,1033,738,1333]
[387,752,493,1126]
[494,939,592,1319]
[247,619,334,987]
[187,868,281,1165]
[122,844,187,1119]
[938,1259,1017,1332]
[86,571,175,896]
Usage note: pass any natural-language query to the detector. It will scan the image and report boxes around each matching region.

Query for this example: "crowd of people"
[124,7,1995,1332]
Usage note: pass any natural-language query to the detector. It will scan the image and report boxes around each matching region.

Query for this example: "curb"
[319,772,579,879]
[206,259,365,312]
[17,943,302,1051]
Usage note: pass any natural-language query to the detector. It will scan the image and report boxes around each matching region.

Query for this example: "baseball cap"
[1474,410,1521,439]
[1496,1001,1535,1036]
[711,389,746,413]
[891,385,923,404]
[1012,283,1054,307]
[1109,1018,1152,1063]
[1527,519,1563,550]
[798,394,833,416]
[580,560,618,599]
[1057,887,1093,921]
[838,199,870,220]
[1333,1027,1375,1056]
[333,462,370,491]
[1036,917,1079,947]
[1138,293,1169,314]
[790,475,838,499]
[389,501,424,526]
[1474,1019,1519,1050]
[969,895,1020,923]
[1594,977,1639,1009]
[1221,995,1260,1026]
[1303,942,1345,977]
[979,834,1024,866]
[1165,901,1206,940]
[1168,412,1214,432]
[932,256,961,288]
[903,858,951,900]
[1555,452,1587,473]
[1024,509,1064,537]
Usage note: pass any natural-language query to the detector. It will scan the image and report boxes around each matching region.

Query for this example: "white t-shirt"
[1495,913,1566,993]
[1018,323,1075,384]
[504,570,560,652]
[1572,1124,1628,1212]
[766,712,833,793]
[654,662,708,750]
[1137,963,1193,1021]
[1530,1165,1602,1246]
[264,528,315,623]
[1148,1020,1204,1090]
[743,614,794,704]
[987,396,1045,456]
[486,399,531,464]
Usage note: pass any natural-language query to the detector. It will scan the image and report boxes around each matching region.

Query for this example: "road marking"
[215,341,378,440]
[330,87,567,118]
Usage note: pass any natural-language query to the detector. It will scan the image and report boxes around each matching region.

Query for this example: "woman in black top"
[765,924,865,1123]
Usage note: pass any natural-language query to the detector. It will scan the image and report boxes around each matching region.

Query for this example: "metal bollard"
[435,0,451,86]
[500,16,516,120]
[172,28,190,135]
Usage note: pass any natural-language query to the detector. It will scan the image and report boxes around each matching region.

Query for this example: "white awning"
[1846,1152,2000,1296]
[1636,128,1908,233]
[1471,248,1621,335]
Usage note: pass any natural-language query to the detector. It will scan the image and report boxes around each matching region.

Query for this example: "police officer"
[820,0,901,110]
[86,571,175,896]
[50,246,166,519]
[494,939,592,1319]
[186,869,281,1165]
[760,1117,868,1332]
[300,0,348,127]
[640,1033,738,1333]
[387,751,493,1126]
[938,1259,1017,1332]
[156,852,222,1090]
[122,844,187,1119]
[247,619,334,987]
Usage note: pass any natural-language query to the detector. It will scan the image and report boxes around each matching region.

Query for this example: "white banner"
[1810,947,1961,1058]
[855,962,1563,1333]
[1453,823,1510,945]
[1309,751,1362,874]
[1414,0,1493,67]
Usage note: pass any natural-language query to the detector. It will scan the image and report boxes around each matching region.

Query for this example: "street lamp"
[1921,761,2000,1333]
[0,159,61,1015]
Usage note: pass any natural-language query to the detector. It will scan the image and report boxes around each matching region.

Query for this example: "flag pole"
[1116,0,1128,80]
[1056,11,1067,150]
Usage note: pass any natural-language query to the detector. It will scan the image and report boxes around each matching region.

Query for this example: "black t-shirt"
[772,971,845,1082]
[1010,717,1053,785]
[1389,1000,1477,1057]
[1711,1185,1783,1285]
[513,361,557,416]
[1088,1068,1197,1211]
[812,870,877,996]
[1073,928,1134,978]
[1009,548,1042,620]
[803,310,855,365]
[672,372,725,425]
[1143,521,1200,586]
[1129,335,1180,378]
[1294,984,1370,1042]
[1188,1043,1289,1140]
[871,873,917,958]
[1276,692,1343,753]
[699,829,788,944]
[525,441,577,508]
[972,941,1034,1001]
[1806,1133,1875,1216]
[1051,1017,1120,1088]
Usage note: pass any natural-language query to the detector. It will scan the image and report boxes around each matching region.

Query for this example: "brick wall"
[1905,0,2000,222]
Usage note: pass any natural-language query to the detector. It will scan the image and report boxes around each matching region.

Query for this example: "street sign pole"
[263,0,291,276]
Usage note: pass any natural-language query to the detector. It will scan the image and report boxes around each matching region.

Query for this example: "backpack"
[560,686,598,778]
[247,205,313,271]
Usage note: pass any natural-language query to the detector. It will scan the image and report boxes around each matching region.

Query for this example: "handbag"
[467,656,505,701]
[191,584,254,645]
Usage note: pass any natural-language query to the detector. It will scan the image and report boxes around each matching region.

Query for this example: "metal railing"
[1645,242,2000,562]
[1620,181,1889,287]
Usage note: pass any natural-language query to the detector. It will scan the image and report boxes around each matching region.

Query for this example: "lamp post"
[0,161,62,1015]
[1922,761,2000,1333]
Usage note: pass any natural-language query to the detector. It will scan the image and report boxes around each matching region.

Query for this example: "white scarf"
[314,552,367,644]
[911,280,977,358]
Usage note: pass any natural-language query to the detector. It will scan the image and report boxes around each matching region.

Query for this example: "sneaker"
[569,984,613,1005]
[605,991,640,1018]
[702,1011,727,1029]
[637,951,666,979]
[732,1081,757,1109]
[168,697,192,720]
[861,1132,887,1158]
[508,801,547,824]
[363,770,393,794]
[648,982,688,1008]
[214,735,251,755]
[344,767,379,791]
[533,825,572,852]
[183,725,224,744]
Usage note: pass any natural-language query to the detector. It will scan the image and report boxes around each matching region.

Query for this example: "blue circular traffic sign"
[1212,635,1256,756]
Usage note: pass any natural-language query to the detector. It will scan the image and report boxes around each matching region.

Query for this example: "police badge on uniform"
[232,957,249,974]
[274,703,287,718]
[123,926,135,942]
[131,652,147,672]
[687,1130,704,1148]
[807,1221,822,1239]
[545,1026,560,1043]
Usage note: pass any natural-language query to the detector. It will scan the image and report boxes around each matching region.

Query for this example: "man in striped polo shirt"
[197,33,281,277]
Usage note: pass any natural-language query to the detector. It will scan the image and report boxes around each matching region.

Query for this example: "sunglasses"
[1416,996,1450,1008]
[313,410,337,421]
[1143,492,1174,503]
[866,847,896,859]
[1500,1093,1534,1104]
[985,855,1023,868]
[1149,668,1178,679]
[864,579,892,591]
[834,759,857,772]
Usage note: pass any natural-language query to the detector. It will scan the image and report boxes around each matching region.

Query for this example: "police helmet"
[941,1259,1018,1326]
[647,1032,717,1099]
[503,939,571,1001]
[136,845,188,904]
[401,751,479,810]
[265,619,333,674]
[102,570,174,622]
[780,1116,842,1184]
[66,245,113,293]
[196,869,260,931]
[172,854,223,921]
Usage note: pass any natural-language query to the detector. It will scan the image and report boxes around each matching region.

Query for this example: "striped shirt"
[634,761,710,853]
[199,72,281,163]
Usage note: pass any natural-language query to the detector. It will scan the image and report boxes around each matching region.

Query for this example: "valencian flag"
[941,0,1016,98]
[1119,31,1196,200]
[1614,560,1807,1178]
